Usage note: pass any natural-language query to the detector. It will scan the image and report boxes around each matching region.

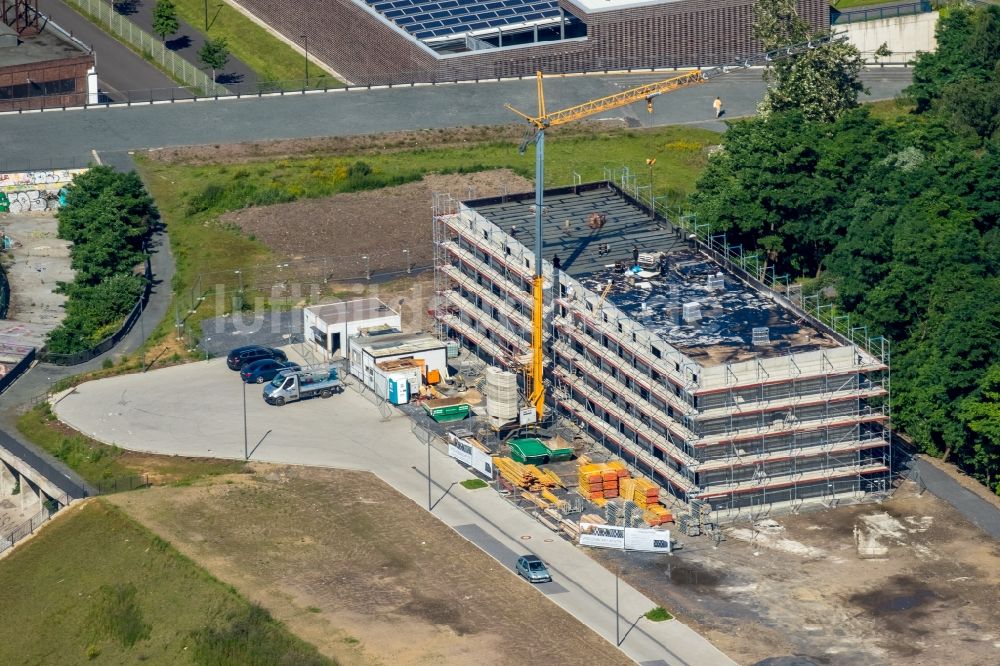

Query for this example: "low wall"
[844,11,939,57]
[0,168,88,213]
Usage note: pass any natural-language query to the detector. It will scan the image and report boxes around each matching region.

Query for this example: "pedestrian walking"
[713,97,723,118]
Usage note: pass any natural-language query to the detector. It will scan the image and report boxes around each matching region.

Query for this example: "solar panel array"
[368,0,562,40]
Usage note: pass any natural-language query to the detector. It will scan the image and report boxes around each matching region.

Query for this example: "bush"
[87,583,151,648]
[48,168,154,355]
[644,606,673,622]
[190,603,330,665]
[460,478,488,489]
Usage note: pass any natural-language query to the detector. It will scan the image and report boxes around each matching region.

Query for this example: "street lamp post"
[242,380,249,460]
[615,570,620,646]
[427,436,432,510]
[300,35,309,84]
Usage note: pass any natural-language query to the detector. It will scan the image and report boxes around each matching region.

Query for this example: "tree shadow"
[165,35,191,51]
[216,72,246,85]
[113,0,141,16]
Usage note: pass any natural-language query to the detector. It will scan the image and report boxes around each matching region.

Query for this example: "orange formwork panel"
[603,489,618,498]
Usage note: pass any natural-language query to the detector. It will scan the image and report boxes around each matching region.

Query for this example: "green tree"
[152,0,179,43]
[753,0,867,122]
[199,38,230,83]
[959,363,1000,493]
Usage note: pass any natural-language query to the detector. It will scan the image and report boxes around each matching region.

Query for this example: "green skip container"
[509,438,552,465]
[423,397,471,423]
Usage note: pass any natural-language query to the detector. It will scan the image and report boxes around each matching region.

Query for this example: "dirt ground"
[142,123,622,166]
[591,481,1000,666]
[109,466,629,666]
[219,170,531,281]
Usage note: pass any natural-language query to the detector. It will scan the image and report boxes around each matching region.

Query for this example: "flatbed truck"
[263,368,343,406]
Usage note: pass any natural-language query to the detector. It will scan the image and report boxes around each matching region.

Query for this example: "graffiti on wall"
[0,169,88,214]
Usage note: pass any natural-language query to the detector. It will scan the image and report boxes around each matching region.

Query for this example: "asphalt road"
[37,0,189,101]
[53,358,737,665]
[911,458,1000,540]
[0,68,914,171]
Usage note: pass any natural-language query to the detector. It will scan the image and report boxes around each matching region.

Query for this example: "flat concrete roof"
[469,182,837,365]
[468,183,672,277]
[0,23,90,68]
[356,331,445,358]
[308,298,397,327]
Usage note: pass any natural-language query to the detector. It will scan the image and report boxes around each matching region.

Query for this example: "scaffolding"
[432,180,893,521]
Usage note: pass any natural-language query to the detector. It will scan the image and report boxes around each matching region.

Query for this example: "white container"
[484,366,518,426]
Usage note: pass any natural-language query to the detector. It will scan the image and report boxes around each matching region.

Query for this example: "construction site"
[432,180,891,521]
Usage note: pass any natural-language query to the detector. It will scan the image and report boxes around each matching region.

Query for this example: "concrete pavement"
[53,358,737,665]
[0,68,914,171]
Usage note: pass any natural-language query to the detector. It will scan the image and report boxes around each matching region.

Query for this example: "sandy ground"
[109,466,630,666]
[590,481,1000,666]
[219,170,532,281]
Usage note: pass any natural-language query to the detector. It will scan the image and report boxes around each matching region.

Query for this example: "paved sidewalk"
[118,0,257,87]
[53,359,736,665]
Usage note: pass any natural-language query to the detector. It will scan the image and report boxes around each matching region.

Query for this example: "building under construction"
[433,181,891,517]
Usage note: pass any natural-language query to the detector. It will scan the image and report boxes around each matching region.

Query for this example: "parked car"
[515,555,552,583]
[226,345,287,370]
[240,359,301,384]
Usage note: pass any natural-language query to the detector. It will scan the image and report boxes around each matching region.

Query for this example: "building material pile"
[493,457,562,491]
[578,461,628,500]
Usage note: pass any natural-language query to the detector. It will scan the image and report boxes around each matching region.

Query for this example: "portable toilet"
[388,375,409,405]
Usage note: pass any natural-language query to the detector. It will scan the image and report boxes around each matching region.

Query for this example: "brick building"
[234,0,829,85]
[1,15,95,111]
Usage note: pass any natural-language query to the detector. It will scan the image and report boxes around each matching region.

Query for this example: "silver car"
[515,554,552,583]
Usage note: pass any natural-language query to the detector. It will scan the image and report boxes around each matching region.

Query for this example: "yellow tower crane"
[506,36,839,422]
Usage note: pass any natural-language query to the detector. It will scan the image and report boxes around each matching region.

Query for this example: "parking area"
[51,354,735,665]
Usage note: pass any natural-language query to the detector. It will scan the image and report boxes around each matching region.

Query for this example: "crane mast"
[508,36,840,423]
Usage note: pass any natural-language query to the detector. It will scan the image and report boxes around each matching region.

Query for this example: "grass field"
[109,466,632,665]
[17,403,245,487]
[830,0,920,10]
[0,499,329,664]
[135,124,720,337]
[169,0,341,87]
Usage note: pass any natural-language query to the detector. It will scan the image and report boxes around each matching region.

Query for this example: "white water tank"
[484,366,519,426]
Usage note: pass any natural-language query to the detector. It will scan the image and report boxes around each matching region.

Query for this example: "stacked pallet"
[631,478,661,508]
[578,461,630,500]
[605,498,623,525]
[643,504,674,526]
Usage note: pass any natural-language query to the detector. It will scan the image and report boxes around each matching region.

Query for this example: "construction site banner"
[624,527,672,554]
[579,523,626,549]
[579,522,672,553]
[447,436,494,478]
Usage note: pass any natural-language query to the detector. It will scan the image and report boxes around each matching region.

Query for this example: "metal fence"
[0,495,68,557]
[831,1,934,24]
[89,473,149,495]
[63,0,227,96]
[0,263,8,320]
[38,256,153,366]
